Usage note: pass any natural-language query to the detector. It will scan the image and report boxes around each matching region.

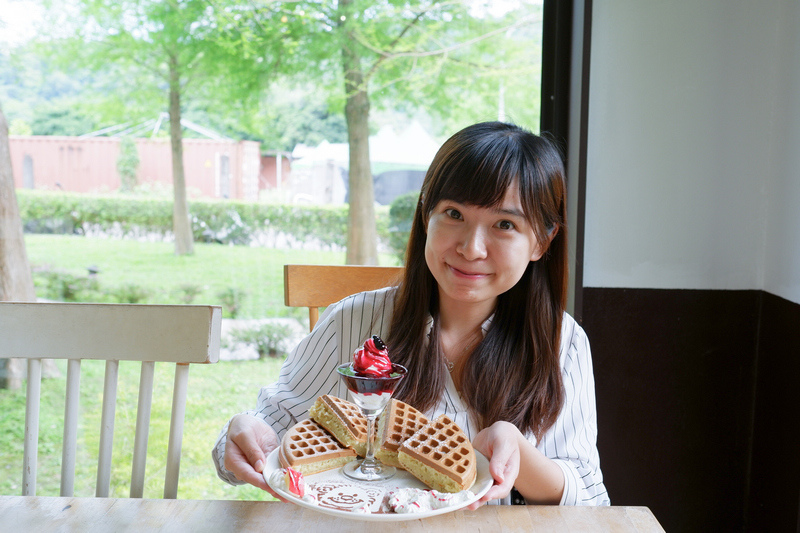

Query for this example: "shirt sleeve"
[534,315,610,506]
[211,288,395,485]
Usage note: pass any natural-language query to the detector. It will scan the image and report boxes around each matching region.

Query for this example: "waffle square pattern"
[310,394,369,457]
[398,414,477,493]
[279,418,356,475]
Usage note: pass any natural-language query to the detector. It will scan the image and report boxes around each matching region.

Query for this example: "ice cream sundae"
[337,336,405,412]
[335,336,407,482]
[353,335,392,377]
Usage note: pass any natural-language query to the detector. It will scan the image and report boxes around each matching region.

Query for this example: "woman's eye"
[445,208,463,220]
[497,220,515,230]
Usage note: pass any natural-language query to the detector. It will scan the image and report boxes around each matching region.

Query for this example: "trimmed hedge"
[16,190,394,251]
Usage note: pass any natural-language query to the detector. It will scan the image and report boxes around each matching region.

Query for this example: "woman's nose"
[456,226,488,260]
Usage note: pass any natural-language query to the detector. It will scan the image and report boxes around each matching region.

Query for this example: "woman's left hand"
[468,421,522,509]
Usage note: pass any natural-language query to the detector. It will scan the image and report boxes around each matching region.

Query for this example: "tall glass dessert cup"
[336,362,407,481]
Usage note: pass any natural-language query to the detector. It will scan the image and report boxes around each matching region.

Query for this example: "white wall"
[763,1,800,304]
[582,0,800,304]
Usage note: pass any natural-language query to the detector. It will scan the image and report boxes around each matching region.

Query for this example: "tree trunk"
[340,2,378,266]
[168,53,194,256]
[0,102,37,389]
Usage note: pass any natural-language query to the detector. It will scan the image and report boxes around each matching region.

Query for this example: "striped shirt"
[212,286,610,506]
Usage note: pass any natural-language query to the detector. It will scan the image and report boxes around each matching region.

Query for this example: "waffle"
[398,414,477,493]
[278,418,356,476]
[375,399,429,468]
[309,394,368,457]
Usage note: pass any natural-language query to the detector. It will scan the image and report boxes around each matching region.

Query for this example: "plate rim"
[264,447,493,521]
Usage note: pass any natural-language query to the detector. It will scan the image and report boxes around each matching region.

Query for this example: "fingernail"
[255,460,263,472]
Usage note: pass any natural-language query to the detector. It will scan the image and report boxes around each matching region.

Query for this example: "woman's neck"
[437,293,496,334]
[437,293,496,380]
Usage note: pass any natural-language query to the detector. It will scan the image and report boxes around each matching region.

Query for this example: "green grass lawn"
[24,234,374,319]
[1,233,399,499]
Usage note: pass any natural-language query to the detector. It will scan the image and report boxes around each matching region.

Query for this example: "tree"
[0,101,36,389]
[239,0,542,264]
[41,0,278,255]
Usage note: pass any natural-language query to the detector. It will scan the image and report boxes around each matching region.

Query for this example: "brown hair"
[386,121,568,439]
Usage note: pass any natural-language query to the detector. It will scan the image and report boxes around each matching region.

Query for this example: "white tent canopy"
[291,121,441,173]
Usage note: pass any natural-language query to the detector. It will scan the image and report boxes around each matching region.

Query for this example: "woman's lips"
[448,264,490,278]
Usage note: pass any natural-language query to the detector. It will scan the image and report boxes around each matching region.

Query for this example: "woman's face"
[424,182,545,313]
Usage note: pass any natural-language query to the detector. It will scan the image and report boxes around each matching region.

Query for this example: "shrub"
[16,190,391,250]
[175,283,204,304]
[33,267,102,302]
[117,137,140,192]
[217,287,247,318]
[110,283,151,304]
[226,322,295,359]
[388,191,418,263]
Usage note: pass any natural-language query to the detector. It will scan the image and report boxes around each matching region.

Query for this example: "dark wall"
[746,292,800,533]
[581,288,800,533]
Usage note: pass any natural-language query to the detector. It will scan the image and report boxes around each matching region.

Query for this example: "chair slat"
[60,359,82,496]
[96,360,119,498]
[22,358,42,496]
[2,302,221,499]
[164,363,190,499]
[283,264,403,331]
[130,361,155,498]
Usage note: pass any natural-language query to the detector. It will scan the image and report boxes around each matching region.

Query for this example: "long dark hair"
[386,121,568,439]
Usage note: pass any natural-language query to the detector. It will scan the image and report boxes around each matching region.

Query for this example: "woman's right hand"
[223,414,284,499]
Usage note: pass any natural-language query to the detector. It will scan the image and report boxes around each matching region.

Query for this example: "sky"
[1,0,542,49]
[0,0,43,48]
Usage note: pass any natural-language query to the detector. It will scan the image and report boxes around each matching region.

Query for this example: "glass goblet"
[335,362,407,482]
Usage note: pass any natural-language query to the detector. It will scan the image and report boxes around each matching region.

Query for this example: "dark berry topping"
[372,335,386,350]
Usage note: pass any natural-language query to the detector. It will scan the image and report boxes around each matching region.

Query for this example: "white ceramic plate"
[264,448,493,521]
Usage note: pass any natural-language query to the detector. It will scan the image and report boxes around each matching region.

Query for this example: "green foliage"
[33,267,102,302]
[110,282,151,304]
[226,322,295,359]
[175,283,204,304]
[388,190,419,263]
[216,287,247,318]
[117,137,139,192]
[16,190,392,249]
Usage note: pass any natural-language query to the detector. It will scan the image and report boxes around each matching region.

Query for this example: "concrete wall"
[584,0,800,304]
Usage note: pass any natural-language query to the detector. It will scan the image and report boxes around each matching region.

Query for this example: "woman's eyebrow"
[494,206,526,218]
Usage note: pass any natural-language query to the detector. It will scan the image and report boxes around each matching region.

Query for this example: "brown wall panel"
[746,292,800,532]
[582,288,761,532]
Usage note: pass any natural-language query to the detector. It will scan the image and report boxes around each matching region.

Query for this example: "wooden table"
[0,496,664,532]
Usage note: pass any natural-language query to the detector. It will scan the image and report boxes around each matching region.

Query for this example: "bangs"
[426,132,522,211]
[418,122,564,245]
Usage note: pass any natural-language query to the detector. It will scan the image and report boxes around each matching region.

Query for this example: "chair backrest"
[283,264,403,331]
[0,302,222,499]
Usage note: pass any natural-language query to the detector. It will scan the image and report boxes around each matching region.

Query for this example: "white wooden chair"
[0,302,222,499]
[283,264,403,331]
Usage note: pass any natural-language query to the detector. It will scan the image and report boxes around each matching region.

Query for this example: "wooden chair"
[0,302,222,499]
[283,264,403,331]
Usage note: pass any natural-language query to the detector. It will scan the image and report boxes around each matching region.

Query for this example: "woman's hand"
[469,420,565,509]
[224,414,284,499]
[469,421,522,509]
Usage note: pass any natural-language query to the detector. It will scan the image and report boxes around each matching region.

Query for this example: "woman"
[212,121,609,507]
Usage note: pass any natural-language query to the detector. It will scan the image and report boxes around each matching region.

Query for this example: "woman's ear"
[530,224,558,262]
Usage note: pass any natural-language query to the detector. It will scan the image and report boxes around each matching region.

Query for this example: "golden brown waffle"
[398,414,477,493]
[376,399,429,468]
[309,394,369,456]
[278,418,356,476]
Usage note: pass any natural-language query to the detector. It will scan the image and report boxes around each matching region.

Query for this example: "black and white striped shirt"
[213,287,610,506]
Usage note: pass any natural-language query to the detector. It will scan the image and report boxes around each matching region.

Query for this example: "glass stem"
[363,415,378,465]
